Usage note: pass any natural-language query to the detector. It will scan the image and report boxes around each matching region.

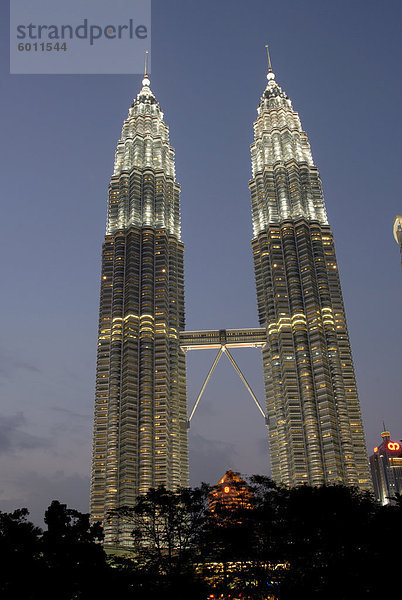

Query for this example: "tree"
[41,500,110,600]
[1,483,401,598]
[0,508,42,599]
[272,485,382,599]
[110,485,211,599]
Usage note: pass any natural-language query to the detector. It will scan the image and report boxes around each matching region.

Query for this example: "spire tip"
[142,50,150,87]
[265,44,275,81]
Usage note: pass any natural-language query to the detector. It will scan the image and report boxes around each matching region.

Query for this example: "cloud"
[50,406,90,419]
[0,412,50,455]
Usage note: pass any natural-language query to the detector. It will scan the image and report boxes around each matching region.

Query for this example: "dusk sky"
[1,0,401,524]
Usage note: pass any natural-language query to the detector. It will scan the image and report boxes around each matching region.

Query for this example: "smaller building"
[209,470,253,515]
[369,428,402,505]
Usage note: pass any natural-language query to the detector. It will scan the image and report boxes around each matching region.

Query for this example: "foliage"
[0,501,112,600]
[0,508,42,599]
[118,484,210,572]
[0,482,401,598]
[110,484,211,599]
[41,500,108,599]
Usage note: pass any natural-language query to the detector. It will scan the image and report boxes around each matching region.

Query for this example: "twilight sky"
[1,0,401,524]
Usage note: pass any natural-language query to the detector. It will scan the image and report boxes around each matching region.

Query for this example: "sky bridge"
[179,328,268,428]
[179,327,267,351]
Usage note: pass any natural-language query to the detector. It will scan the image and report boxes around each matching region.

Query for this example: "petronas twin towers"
[91,51,371,545]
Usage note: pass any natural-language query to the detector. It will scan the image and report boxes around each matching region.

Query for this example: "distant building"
[209,470,253,515]
[393,215,402,267]
[369,428,402,505]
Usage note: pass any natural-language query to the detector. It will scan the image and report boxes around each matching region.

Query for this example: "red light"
[224,486,230,494]
[388,442,400,451]
[374,447,378,453]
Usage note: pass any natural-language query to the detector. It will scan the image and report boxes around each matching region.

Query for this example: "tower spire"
[265,44,272,72]
[142,50,150,87]
[381,422,390,439]
[265,44,275,81]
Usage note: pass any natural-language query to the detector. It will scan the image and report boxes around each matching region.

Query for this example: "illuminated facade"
[370,428,402,505]
[250,50,371,488]
[209,470,253,515]
[91,69,188,545]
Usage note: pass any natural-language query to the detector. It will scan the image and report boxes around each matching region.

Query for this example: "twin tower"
[91,52,372,545]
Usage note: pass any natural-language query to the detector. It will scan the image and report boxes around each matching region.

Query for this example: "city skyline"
[0,1,401,524]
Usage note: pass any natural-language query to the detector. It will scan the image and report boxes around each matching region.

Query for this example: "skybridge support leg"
[223,347,267,421]
[187,347,224,428]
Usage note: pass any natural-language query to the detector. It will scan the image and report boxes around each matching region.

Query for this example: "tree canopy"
[0,481,401,599]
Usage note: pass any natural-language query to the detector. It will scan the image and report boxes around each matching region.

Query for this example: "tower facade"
[91,72,188,545]
[250,54,371,488]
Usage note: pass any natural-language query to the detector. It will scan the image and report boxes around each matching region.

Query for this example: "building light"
[387,441,400,451]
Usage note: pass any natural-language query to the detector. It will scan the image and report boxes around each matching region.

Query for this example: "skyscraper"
[250,49,371,488]
[91,65,188,546]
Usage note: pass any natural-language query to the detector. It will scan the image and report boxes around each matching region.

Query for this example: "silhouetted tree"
[111,485,211,599]
[255,483,402,600]
[0,508,42,599]
[1,483,401,599]
[41,500,110,600]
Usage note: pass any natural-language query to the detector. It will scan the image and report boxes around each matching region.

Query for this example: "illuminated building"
[370,428,402,505]
[91,49,373,547]
[393,215,402,267]
[197,561,286,600]
[90,61,188,546]
[209,470,253,515]
[250,47,371,488]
